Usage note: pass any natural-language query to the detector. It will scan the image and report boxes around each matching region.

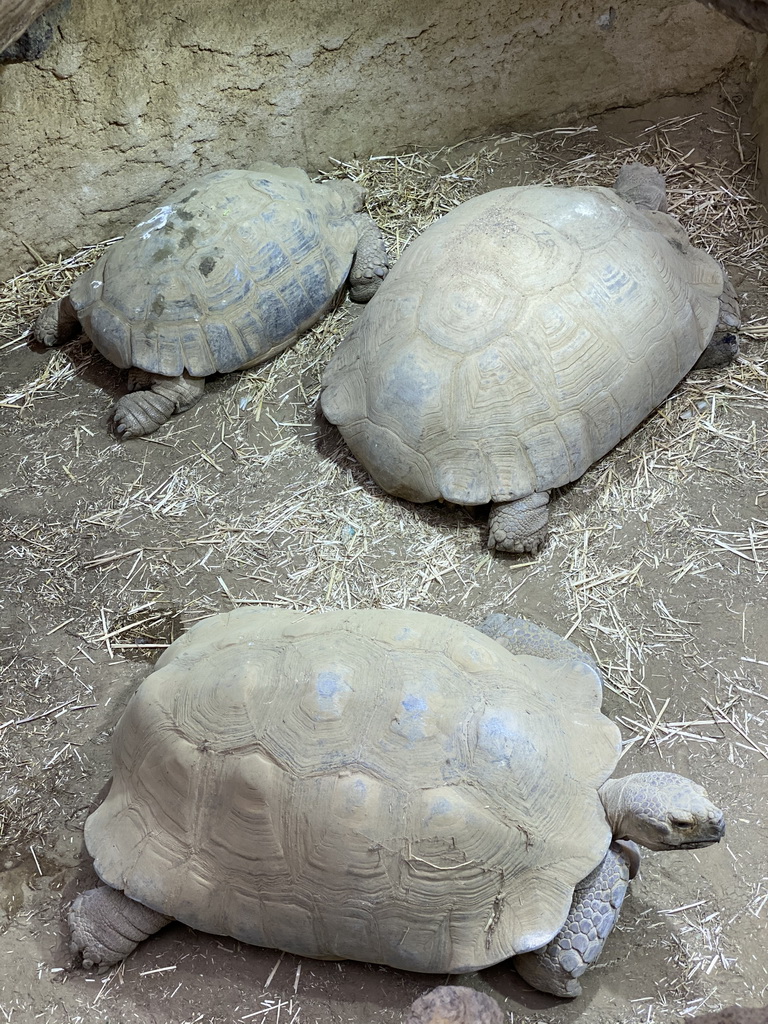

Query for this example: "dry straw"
[1,102,767,1022]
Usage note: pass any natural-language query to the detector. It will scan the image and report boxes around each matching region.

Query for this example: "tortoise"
[68,606,724,997]
[319,162,741,554]
[34,165,389,439]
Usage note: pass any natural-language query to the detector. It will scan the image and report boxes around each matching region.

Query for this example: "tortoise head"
[599,771,725,852]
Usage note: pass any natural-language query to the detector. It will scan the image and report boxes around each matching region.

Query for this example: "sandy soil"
[1,88,767,1024]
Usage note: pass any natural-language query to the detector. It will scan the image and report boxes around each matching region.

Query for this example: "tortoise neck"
[597,776,634,838]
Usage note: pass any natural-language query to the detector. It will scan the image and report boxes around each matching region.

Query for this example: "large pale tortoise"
[35,165,388,438]
[320,162,740,554]
[68,606,724,997]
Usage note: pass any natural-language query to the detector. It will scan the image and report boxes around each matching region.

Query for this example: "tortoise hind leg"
[694,271,741,369]
[694,332,739,369]
[512,841,640,998]
[613,162,667,212]
[478,614,598,669]
[69,886,173,969]
[405,987,504,1024]
[34,295,81,347]
[487,492,549,554]
[110,372,206,439]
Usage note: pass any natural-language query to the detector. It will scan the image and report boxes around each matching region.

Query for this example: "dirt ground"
[1,87,767,1024]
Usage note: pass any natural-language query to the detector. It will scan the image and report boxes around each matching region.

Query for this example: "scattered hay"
[0,237,121,351]
[1,100,767,1023]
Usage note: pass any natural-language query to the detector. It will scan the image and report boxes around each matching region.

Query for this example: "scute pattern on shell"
[69,169,359,377]
[405,986,504,1024]
[320,185,724,506]
[85,607,621,974]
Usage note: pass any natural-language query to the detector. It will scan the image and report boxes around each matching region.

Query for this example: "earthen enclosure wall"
[0,0,761,277]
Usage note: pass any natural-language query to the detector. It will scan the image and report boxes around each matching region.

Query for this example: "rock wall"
[0,0,762,278]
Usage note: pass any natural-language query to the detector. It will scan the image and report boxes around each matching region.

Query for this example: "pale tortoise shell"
[85,607,621,974]
[70,167,361,378]
[320,184,724,505]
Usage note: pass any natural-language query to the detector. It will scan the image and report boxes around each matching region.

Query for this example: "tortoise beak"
[670,810,726,849]
[705,810,726,842]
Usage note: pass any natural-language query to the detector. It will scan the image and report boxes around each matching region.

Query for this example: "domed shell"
[69,168,360,378]
[320,185,725,505]
[85,607,621,973]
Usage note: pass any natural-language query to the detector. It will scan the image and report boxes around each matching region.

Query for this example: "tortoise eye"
[670,817,694,829]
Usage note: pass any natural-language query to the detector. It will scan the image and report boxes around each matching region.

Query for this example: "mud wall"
[0,0,762,278]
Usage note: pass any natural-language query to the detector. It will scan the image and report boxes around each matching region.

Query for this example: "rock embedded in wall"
[0,0,762,279]
[695,0,768,33]
[0,0,60,50]
[1,0,69,61]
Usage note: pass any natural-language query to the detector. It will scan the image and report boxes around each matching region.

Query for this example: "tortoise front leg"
[110,372,206,438]
[69,886,173,969]
[512,840,640,998]
[348,214,389,303]
[34,295,82,347]
[487,492,549,554]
